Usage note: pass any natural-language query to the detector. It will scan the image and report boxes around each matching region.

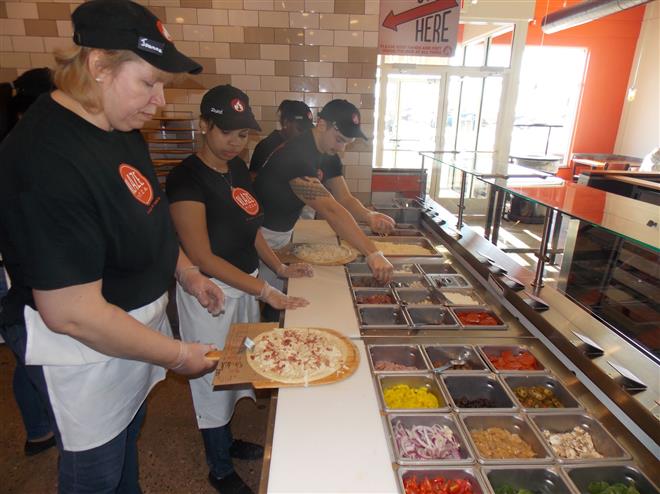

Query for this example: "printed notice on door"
[379,0,460,57]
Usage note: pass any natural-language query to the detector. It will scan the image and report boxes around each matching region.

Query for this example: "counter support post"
[457,170,467,230]
[491,189,506,246]
[532,207,556,290]
[484,185,496,240]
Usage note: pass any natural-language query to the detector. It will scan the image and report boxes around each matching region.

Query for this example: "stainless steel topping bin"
[482,465,577,494]
[407,307,460,330]
[358,306,410,330]
[377,374,449,412]
[564,464,659,494]
[503,374,583,412]
[460,413,553,464]
[389,274,429,289]
[478,345,546,373]
[423,345,489,372]
[427,274,473,289]
[442,374,517,411]
[352,288,397,305]
[452,308,507,330]
[396,288,443,306]
[398,466,489,494]
[529,413,632,463]
[439,289,486,307]
[417,263,457,275]
[368,345,428,373]
[387,413,474,465]
[349,274,389,288]
[369,236,439,256]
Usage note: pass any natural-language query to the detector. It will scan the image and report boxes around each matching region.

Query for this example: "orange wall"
[527,1,645,156]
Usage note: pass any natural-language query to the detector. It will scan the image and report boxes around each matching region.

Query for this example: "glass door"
[380,72,446,169]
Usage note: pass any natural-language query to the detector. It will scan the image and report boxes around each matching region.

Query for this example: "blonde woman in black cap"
[254,99,395,289]
[167,85,311,494]
[0,1,224,492]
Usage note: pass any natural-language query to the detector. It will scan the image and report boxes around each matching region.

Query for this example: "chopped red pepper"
[403,475,474,494]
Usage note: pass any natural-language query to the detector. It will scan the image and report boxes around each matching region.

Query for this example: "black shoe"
[208,472,253,494]
[229,440,264,460]
[24,435,56,456]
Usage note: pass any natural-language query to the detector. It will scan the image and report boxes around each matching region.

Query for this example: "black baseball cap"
[318,99,367,140]
[278,100,314,129]
[12,68,55,114]
[201,85,261,131]
[72,0,202,75]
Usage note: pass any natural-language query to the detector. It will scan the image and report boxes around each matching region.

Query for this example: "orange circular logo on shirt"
[119,164,154,206]
[231,187,259,216]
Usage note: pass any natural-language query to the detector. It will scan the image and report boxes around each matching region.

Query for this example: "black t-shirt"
[253,130,343,231]
[0,94,179,325]
[249,130,284,174]
[166,155,264,274]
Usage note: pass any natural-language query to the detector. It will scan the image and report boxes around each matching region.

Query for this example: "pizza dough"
[293,243,356,265]
[246,328,348,384]
[373,240,435,256]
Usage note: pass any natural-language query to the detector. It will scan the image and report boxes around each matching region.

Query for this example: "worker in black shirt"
[254,99,394,287]
[249,99,314,176]
[251,99,395,233]
[167,85,311,494]
[0,1,223,492]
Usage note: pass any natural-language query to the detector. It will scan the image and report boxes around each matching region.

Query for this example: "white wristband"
[176,265,199,286]
[366,250,384,262]
[169,340,188,370]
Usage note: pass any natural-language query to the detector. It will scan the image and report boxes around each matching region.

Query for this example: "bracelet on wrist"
[275,264,287,277]
[170,340,187,370]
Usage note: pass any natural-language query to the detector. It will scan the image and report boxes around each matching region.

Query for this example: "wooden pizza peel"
[211,323,360,389]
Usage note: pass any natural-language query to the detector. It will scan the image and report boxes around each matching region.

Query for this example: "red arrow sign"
[382,0,459,31]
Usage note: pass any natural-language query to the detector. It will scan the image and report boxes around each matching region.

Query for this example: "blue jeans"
[6,319,148,493]
[201,424,234,479]
[0,321,52,441]
[57,402,147,494]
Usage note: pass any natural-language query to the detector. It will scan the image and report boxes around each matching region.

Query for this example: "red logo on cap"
[119,164,154,206]
[232,187,259,216]
[156,20,172,42]
[352,112,360,125]
[231,99,245,112]
[307,111,313,120]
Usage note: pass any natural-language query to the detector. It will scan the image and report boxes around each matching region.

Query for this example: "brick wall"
[0,0,380,202]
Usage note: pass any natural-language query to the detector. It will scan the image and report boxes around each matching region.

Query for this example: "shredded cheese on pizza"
[373,241,434,255]
[293,243,353,264]
[247,328,344,383]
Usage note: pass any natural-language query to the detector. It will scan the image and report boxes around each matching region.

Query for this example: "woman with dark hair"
[167,85,311,493]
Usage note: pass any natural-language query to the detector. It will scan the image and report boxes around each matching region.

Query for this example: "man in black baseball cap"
[200,85,261,131]
[72,0,201,74]
[317,99,368,140]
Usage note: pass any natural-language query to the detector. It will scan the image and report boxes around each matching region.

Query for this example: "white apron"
[24,293,170,452]
[176,272,259,429]
[258,226,293,291]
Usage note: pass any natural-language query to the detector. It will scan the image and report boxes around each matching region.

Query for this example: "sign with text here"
[379,0,460,57]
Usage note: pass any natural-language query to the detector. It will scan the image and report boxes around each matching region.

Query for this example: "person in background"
[254,99,394,292]
[250,99,395,234]
[166,85,311,494]
[1,68,55,141]
[249,99,315,176]
[0,1,224,493]
[0,67,56,458]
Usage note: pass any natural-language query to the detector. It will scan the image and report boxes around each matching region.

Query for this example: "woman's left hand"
[277,263,314,278]
[179,269,225,316]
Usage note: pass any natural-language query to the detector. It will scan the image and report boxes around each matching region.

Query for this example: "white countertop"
[267,220,397,494]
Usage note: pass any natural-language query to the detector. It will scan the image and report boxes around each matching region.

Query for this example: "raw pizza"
[292,243,356,265]
[246,328,349,384]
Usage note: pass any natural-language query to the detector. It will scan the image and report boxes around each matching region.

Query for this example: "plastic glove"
[257,281,309,310]
[366,250,393,283]
[177,267,225,316]
[368,211,396,235]
[168,341,218,377]
[276,262,314,278]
